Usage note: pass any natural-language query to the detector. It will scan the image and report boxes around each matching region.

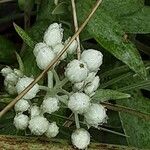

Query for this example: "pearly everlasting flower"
[84,104,107,128]
[44,23,63,47]
[81,49,103,72]
[13,69,23,78]
[35,45,56,70]
[16,77,39,100]
[84,72,97,85]
[84,76,100,96]
[5,73,18,85]
[5,84,17,95]
[29,105,41,118]
[65,59,89,83]
[14,99,30,112]
[41,97,59,114]
[68,92,90,114]
[65,38,78,54]
[14,114,29,130]
[73,81,84,91]
[45,122,59,138]
[71,128,90,149]
[28,116,49,135]
[53,43,67,60]
[1,66,13,77]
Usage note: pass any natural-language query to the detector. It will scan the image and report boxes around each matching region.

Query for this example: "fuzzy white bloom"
[1,66,13,77]
[73,81,84,91]
[81,49,103,72]
[5,73,18,85]
[13,69,23,78]
[45,122,59,138]
[41,97,59,114]
[35,45,56,70]
[5,84,17,95]
[28,116,49,135]
[84,76,100,96]
[84,104,107,128]
[65,59,89,83]
[14,114,29,130]
[16,77,39,99]
[14,99,30,112]
[29,105,41,118]
[71,128,90,149]
[53,43,67,60]
[84,72,97,85]
[44,23,63,47]
[65,38,78,54]
[68,92,90,114]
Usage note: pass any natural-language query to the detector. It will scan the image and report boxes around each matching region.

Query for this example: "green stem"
[39,86,50,91]
[52,69,60,84]
[74,113,80,129]
[47,71,53,88]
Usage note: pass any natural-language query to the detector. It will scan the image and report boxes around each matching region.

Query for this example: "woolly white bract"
[84,104,107,128]
[81,49,103,72]
[14,99,30,112]
[41,97,59,114]
[29,105,41,118]
[28,116,49,135]
[65,59,89,83]
[68,92,90,114]
[5,72,18,85]
[45,122,59,138]
[71,128,90,149]
[14,114,29,130]
[1,66,13,77]
[16,77,39,99]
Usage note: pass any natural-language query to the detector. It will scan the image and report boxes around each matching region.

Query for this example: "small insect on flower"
[65,59,89,83]
[28,116,49,135]
[68,92,91,114]
[14,113,29,130]
[71,128,90,149]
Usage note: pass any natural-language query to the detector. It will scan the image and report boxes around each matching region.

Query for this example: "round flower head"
[73,81,84,91]
[41,97,59,114]
[45,122,59,138]
[28,116,49,135]
[44,23,63,47]
[13,69,23,78]
[1,66,13,77]
[84,76,100,96]
[68,92,90,114]
[65,59,89,83]
[14,99,30,112]
[16,77,39,100]
[71,128,90,149]
[14,114,29,130]
[35,46,56,70]
[29,105,41,118]
[5,72,18,85]
[65,38,77,54]
[53,43,67,60]
[5,84,17,95]
[81,49,103,72]
[84,104,107,128]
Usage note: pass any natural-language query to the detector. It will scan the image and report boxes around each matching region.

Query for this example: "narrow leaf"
[15,52,24,73]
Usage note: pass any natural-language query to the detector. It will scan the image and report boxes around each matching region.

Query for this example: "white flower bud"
[41,97,59,114]
[29,105,41,118]
[81,49,103,72]
[14,99,30,112]
[13,69,23,78]
[84,104,107,128]
[5,73,18,85]
[71,128,90,149]
[65,38,78,54]
[5,84,17,95]
[45,122,59,138]
[35,45,56,70]
[28,116,49,135]
[84,72,97,85]
[65,59,89,83]
[84,76,100,96]
[53,43,67,60]
[44,23,63,47]
[14,114,29,130]
[1,66,13,77]
[73,81,84,91]
[16,77,39,100]
[68,92,90,114]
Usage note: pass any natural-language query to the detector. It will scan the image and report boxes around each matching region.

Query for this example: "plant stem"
[39,86,50,91]
[47,71,53,88]
[74,113,80,129]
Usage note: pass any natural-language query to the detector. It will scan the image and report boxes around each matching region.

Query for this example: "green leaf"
[15,52,24,73]
[119,7,150,34]
[13,23,35,49]
[0,36,16,64]
[93,89,130,102]
[77,0,147,78]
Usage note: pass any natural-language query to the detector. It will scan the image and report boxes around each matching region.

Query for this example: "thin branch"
[0,0,14,3]
[101,102,150,121]
[0,0,103,118]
